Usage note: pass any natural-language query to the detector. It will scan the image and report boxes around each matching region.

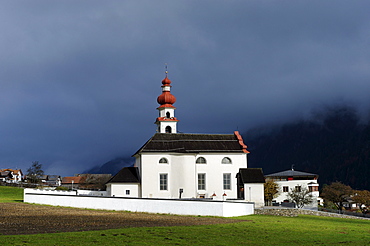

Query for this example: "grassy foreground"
[1,186,369,245]
[0,185,23,202]
[1,215,369,245]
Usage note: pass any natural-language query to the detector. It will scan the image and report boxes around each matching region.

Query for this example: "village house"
[106,73,265,207]
[62,174,111,190]
[265,168,320,209]
[0,169,23,183]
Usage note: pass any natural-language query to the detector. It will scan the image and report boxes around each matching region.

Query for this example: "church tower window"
[165,126,172,133]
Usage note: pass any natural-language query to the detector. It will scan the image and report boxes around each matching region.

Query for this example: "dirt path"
[0,203,240,235]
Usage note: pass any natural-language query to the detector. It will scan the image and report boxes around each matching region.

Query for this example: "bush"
[55,186,69,191]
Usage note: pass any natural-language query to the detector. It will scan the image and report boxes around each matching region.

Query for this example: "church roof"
[265,169,318,178]
[134,131,249,155]
[106,167,140,183]
[238,168,265,183]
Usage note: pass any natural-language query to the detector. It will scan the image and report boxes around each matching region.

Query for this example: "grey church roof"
[106,167,140,183]
[238,168,265,183]
[265,169,318,178]
[134,132,249,155]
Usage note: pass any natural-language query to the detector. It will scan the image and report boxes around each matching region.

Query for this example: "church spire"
[155,69,178,133]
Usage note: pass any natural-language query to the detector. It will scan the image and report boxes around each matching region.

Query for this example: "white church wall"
[243,183,264,207]
[138,152,247,200]
[195,153,247,199]
[107,183,140,198]
[24,190,255,217]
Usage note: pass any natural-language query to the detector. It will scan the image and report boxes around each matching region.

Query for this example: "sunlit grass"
[1,215,369,245]
[0,186,23,202]
[1,186,369,245]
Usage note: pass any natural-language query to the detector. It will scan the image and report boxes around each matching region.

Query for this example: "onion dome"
[162,77,172,86]
[157,76,176,108]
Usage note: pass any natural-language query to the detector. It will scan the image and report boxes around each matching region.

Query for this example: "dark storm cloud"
[0,1,369,175]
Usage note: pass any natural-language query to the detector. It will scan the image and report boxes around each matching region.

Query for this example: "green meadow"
[0,185,24,202]
[1,186,369,245]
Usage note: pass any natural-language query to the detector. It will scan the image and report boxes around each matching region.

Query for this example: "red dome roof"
[157,76,176,107]
[157,91,176,105]
[162,77,172,86]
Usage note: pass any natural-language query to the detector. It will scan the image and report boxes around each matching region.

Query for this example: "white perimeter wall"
[25,188,107,197]
[24,189,254,217]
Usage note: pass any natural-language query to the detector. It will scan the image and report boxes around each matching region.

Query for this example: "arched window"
[166,112,170,118]
[159,158,168,164]
[196,157,207,164]
[165,126,172,133]
[222,157,232,164]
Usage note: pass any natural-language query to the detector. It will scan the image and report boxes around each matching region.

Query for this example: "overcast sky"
[1,1,370,176]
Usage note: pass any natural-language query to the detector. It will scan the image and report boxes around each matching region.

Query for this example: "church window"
[126,190,130,195]
[159,158,168,164]
[160,174,168,190]
[166,112,170,118]
[221,157,232,164]
[165,126,172,133]
[198,173,206,190]
[196,157,207,164]
[223,173,231,190]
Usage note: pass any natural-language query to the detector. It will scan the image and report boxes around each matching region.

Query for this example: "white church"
[106,73,265,207]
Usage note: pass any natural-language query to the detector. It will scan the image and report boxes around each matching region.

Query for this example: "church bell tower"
[155,71,178,133]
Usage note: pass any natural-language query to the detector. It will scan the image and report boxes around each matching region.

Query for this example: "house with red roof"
[0,169,23,183]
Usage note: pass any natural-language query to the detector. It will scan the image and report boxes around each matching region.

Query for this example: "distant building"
[265,168,320,209]
[0,169,23,183]
[62,174,111,190]
[61,176,83,189]
[106,73,265,206]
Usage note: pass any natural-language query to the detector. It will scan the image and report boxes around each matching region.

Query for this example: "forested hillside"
[245,106,370,190]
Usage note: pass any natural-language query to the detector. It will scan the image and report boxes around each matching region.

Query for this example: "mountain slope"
[244,106,370,190]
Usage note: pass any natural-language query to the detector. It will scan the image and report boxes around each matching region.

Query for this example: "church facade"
[106,73,264,206]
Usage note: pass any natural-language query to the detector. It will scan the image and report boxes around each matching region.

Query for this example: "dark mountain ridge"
[244,106,370,190]
[83,157,134,175]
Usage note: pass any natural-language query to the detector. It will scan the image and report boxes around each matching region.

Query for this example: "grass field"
[0,185,23,202]
[1,186,369,245]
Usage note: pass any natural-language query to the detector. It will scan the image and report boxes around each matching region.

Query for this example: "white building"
[106,73,265,206]
[265,169,320,209]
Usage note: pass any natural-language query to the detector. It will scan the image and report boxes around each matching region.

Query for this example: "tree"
[352,190,370,214]
[287,186,313,208]
[79,174,112,190]
[264,179,279,206]
[321,182,353,212]
[26,161,44,184]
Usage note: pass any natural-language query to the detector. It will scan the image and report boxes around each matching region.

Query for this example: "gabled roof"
[107,167,140,183]
[265,169,318,178]
[61,176,83,184]
[238,168,265,183]
[134,131,249,155]
[0,171,12,178]
[0,169,23,175]
[47,175,61,181]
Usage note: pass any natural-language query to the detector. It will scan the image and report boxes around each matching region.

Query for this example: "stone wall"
[255,207,370,220]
